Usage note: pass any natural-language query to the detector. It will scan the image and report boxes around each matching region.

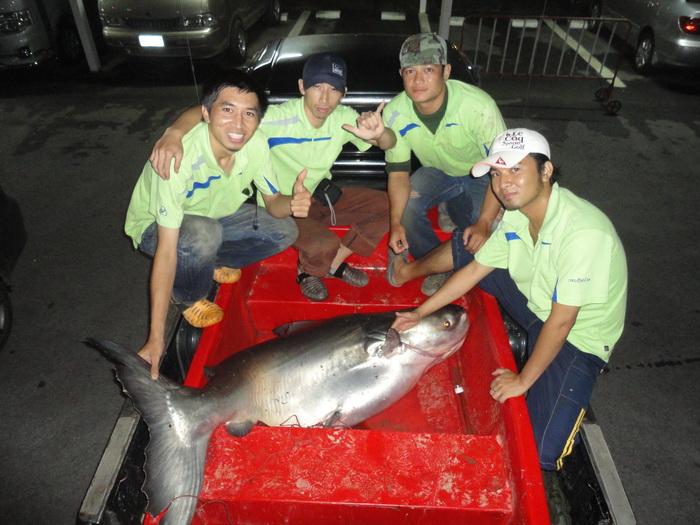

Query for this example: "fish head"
[399,304,469,363]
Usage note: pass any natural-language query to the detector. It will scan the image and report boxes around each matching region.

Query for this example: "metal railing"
[460,15,633,115]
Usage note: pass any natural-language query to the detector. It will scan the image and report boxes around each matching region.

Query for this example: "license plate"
[139,34,165,48]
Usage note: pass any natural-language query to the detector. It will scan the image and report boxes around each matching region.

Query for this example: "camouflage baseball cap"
[399,33,448,68]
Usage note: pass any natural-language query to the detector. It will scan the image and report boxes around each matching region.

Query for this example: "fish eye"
[444,321,451,328]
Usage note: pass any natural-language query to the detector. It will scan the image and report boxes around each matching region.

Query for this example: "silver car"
[98,0,280,64]
[0,0,83,68]
[590,0,700,73]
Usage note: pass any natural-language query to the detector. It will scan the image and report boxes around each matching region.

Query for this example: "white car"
[98,0,280,64]
[589,0,700,73]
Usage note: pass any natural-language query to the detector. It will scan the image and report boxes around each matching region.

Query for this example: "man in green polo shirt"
[389,129,628,472]
[125,71,311,380]
[149,54,394,302]
[384,33,507,295]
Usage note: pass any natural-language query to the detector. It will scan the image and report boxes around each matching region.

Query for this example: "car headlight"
[0,10,33,34]
[183,14,217,28]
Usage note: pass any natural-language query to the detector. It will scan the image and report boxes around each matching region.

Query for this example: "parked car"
[0,0,84,68]
[589,0,700,73]
[0,186,27,351]
[245,33,480,188]
[98,0,280,64]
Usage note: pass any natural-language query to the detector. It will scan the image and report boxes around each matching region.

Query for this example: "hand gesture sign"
[290,169,311,217]
[342,101,387,142]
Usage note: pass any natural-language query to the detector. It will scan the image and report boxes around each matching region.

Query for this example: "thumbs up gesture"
[290,169,311,217]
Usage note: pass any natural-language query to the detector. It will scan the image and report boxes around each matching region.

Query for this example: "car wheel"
[0,284,13,351]
[224,18,247,66]
[57,19,83,64]
[266,0,281,26]
[634,31,655,74]
[588,1,602,33]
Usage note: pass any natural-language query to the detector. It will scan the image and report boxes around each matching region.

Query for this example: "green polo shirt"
[125,122,280,247]
[259,98,371,194]
[475,184,628,361]
[384,79,506,175]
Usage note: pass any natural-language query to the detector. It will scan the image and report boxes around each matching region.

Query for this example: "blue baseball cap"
[302,53,347,92]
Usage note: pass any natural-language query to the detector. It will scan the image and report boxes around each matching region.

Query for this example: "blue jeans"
[404,167,489,260]
[139,204,297,306]
[452,231,606,470]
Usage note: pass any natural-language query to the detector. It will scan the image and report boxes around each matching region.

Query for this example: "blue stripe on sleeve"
[505,232,521,241]
[263,176,278,194]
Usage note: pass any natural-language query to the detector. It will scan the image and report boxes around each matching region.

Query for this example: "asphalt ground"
[0,4,699,524]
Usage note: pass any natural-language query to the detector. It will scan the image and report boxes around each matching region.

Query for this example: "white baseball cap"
[472,129,551,177]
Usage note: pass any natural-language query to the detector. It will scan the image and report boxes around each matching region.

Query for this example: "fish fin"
[379,328,403,357]
[272,319,319,336]
[320,409,345,428]
[226,420,255,437]
[85,338,212,525]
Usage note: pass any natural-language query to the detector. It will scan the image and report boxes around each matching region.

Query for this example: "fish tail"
[85,337,214,525]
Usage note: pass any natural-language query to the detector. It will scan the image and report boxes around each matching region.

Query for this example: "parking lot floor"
[0,55,699,525]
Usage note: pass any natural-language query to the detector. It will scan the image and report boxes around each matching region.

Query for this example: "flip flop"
[386,248,409,287]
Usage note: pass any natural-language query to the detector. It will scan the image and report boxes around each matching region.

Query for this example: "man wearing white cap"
[389,128,628,472]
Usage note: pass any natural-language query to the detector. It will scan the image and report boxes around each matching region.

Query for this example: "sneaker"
[438,202,458,233]
[327,262,369,287]
[421,271,453,296]
[182,300,224,328]
[297,273,329,301]
[213,267,241,284]
[386,248,409,287]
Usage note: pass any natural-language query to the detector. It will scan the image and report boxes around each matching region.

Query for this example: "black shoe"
[297,273,329,301]
[327,262,369,287]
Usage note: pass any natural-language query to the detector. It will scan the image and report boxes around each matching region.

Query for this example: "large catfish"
[88,304,468,525]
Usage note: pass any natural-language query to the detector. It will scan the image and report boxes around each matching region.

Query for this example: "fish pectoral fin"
[320,409,345,428]
[378,328,403,357]
[272,319,318,337]
[226,420,256,438]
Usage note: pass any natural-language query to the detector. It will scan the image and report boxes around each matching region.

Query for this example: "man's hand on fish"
[392,310,421,333]
[138,339,164,380]
[489,368,527,403]
[291,170,311,217]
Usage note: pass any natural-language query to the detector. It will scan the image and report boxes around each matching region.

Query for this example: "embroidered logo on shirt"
[159,206,167,216]
[568,278,591,283]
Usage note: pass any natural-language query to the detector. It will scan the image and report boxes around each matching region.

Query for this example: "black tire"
[223,18,247,66]
[634,31,655,74]
[603,99,622,115]
[57,19,83,64]
[595,86,611,101]
[588,1,602,33]
[266,0,281,26]
[0,284,13,351]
